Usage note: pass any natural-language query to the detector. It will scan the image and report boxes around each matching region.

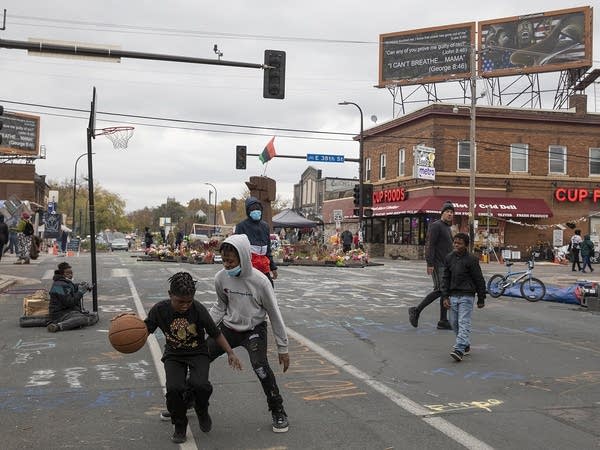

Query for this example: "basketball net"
[96,127,135,149]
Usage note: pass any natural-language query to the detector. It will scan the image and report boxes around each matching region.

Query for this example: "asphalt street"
[0,251,599,449]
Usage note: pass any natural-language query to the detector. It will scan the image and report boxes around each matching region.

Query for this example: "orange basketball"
[109,314,148,354]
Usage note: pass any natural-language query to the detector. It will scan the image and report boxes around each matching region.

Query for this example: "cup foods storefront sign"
[554,188,600,202]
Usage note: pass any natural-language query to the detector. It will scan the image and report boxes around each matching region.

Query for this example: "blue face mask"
[226,265,241,277]
[249,210,262,221]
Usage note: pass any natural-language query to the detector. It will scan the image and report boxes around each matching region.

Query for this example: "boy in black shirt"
[145,272,242,444]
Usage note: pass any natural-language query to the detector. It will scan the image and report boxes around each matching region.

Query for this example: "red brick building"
[323,94,600,259]
[0,163,48,206]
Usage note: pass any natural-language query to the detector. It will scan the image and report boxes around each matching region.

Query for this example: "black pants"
[54,310,99,330]
[164,354,212,427]
[208,321,284,412]
[415,266,448,321]
[571,249,582,271]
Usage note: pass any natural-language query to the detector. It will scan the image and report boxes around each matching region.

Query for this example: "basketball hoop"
[95,126,135,149]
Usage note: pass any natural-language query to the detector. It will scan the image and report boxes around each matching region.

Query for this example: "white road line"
[42,270,54,280]
[286,327,495,450]
[126,276,198,450]
[111,268,132,278]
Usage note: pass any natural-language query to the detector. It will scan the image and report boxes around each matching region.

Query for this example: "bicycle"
[487,259,546,302]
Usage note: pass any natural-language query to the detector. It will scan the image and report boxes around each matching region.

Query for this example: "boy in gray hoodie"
[208,234,290,432]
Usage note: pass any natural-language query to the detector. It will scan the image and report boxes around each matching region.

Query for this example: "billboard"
[0,112,40,157]
[478,6,593,77]
[378,22,475,87]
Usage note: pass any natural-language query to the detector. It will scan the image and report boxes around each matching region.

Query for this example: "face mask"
[249,210,262,221]
[226,265,241,277]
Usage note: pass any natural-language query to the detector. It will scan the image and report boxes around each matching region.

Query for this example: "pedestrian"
[175,229,184,249]
[341,229,353,252]
[144,227,153,250]
[60,229,69,255]
[15,212,34,264]
[6,224,17,254]
[569,229,582,271]
[0,215,8,261]
[143,271,242,444]
[353,231,360,250]
[208,234,290,432]
[580,234,595,273]
[441,232,486,362]
[47,262,99,332]
[167,229,175,248]
[234,197,278,286]
[408,201,454,330]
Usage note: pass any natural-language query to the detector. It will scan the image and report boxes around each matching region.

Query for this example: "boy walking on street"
[441,233,486,362]
[208,234,291,432]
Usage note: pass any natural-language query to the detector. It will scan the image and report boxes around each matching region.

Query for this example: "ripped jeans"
[208,321,284,412]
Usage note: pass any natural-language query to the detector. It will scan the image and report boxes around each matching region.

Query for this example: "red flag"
[259,137,276,164]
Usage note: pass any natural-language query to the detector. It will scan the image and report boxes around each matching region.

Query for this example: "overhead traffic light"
[263,50,286,99]
[353,184,360,206]
[363,184,373,207]
[236,145,247,170]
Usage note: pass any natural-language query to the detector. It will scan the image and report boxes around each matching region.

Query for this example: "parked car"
[110,238,129,251]
[188,233,210,243]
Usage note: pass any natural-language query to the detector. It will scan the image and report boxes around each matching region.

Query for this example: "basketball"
[109,314,148,354]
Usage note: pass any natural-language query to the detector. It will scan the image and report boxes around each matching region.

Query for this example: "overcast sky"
[1,1,599,212]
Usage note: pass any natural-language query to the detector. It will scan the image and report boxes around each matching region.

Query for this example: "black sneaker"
[159,410,171,421]
[47,323,60,333]
[450,349,463,362]
[437,320,452,330]
[272,409,289,433]
[464,345,471,356]
[408,307,419,328]
[196,408,212,433]
[171,424,187,444]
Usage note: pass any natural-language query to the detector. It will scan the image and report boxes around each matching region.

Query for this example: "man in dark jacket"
[47,262,98,332]
[341,230,353,253]
[0,215,8,261]
[234,197,277,285]
[408,201,455,329]
[441,232,486,362]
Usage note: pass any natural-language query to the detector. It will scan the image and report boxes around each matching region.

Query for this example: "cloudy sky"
[1,0,599,212]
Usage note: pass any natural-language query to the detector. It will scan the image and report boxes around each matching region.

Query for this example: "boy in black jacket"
[441,233,486,362]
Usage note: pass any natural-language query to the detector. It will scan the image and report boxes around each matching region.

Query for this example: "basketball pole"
[87,87,98,312]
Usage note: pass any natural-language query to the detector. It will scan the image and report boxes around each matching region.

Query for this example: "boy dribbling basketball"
[145,272,242,444]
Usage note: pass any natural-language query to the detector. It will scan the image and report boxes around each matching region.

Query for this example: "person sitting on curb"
[47,262,98,332]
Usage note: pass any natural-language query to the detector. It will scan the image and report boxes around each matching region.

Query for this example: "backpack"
[23,221,34,236]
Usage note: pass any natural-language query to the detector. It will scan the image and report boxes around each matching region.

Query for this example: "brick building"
[0,163,47,206]
[322,94,600,259]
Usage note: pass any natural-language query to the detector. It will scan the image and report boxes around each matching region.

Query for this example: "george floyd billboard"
[478,6,593,78]
[378,22,476,87]
[0,112,40,157]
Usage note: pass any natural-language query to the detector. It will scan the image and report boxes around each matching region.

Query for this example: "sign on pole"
[414,145,436,180]
[307,154,345,163]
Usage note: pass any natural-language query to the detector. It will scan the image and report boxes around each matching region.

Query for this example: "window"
[398,148,405,176]
[590,148,600,176]
[386,216,426,245]
[365,158,371,181]
[549,145,566,174]
[510,143,528,172]
[379,153,387,179]
[458,141,471,170]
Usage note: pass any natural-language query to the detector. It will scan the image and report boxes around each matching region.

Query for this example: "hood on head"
[222,234,253,277]
[245,196,263,217]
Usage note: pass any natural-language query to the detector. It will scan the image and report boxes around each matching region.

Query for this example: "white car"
[188,233,210,243]
[110,238,129,251]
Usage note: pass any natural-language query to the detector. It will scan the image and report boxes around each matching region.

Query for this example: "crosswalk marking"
[41,270,54,280]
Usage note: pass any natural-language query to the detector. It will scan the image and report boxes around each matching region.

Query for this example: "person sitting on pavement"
[47,262,98,332]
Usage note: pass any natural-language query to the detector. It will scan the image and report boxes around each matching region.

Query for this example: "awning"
[371,196,553,218]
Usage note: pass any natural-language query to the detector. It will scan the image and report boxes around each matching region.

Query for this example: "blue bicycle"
[487,259,546,302]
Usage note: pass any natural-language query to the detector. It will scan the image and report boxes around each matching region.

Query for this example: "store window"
[590,148,600,176]
[380,153,386,179]
[549,145,566,174]
[364,217,385,244]
[386,216,426,245]
[365,158,371,181]
[398,148,405,176]
[458,141,471,170]
[510,143,528,172]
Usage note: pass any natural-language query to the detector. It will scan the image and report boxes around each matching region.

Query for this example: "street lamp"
[72,152,94,236]
[204,182,217,234]
[338,101,364,241]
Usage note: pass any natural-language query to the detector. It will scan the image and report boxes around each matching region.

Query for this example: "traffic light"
[263,50,286,99]
[0,105,3,145]
[353,208,360,216]
[353,184,360,206]
[236,145,247,169]
[363,208,373,218]
[363,184,373,207]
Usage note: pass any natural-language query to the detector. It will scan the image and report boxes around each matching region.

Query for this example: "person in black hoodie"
[234,197,278,285]
[0,215,8,261]
[441,233,486,362]
[47,262,98,332]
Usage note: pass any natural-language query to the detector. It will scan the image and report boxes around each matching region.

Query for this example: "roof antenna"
[1,9,6,31]
[213,44,223,60]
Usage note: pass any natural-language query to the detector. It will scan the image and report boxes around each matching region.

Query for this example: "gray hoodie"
[210,234,288,354]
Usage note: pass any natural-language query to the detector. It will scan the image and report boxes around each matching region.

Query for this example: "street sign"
[307,154,345,163]
[333,209,343,221]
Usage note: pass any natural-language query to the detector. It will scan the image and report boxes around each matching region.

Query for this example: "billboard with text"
[478,6,593,77]
[0,112,40,157]
[378,22,475,87]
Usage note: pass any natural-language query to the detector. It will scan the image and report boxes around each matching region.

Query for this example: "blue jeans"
[449,295,474,353]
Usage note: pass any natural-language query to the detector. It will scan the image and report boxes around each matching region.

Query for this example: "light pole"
[468,45,477,251]
[72,152,93,236]
[204,182,217,234]
[338,101,364,241]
